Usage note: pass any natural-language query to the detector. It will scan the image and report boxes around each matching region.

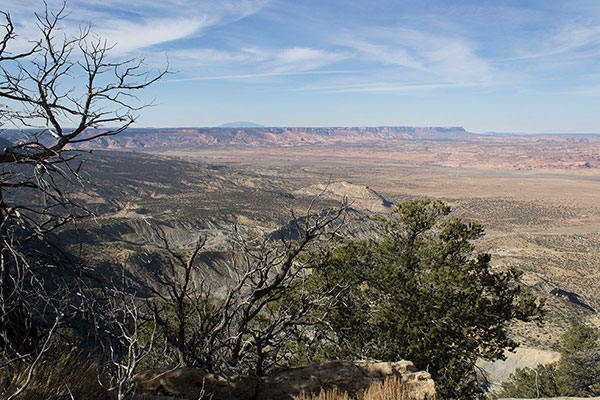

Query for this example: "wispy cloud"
[503,25,600,61]
[94,18,213,55]
[167,48,257,66]
[243,46,348,72]
[2,0,270,55]
[167,69,360,83]
[295,81,476,94]
[167,46,348,77]
[335,27,493,84]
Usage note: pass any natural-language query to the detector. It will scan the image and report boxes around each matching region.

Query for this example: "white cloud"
[335,27,492,84]
[504,25,600,61]
[167,69,359,82]
[94,17,213,55]
[342,38,424,71]
[168,48,256,65]
[295,81,475,94]
[167,46,347,75]
[271,47,347,72]
[1,0,270,55]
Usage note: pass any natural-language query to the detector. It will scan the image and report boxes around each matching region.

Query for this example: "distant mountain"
[217,121,264,128]
[70,126,474,150]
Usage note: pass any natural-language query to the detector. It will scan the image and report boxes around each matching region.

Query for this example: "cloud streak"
[166,46,349,78]
[295,81,477,94]
[166,69,360,83]
[334,26,493,84]
[501,25,600,62]
[2,0,270,55]
[94,17,213,55]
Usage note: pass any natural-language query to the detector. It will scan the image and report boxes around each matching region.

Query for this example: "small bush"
[496,362,561,398]
[498,324,600,398]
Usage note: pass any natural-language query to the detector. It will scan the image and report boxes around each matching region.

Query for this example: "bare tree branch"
[140,201,347,377]
[0,2,165,397]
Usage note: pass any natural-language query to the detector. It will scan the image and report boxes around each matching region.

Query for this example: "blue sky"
[3,0,600,132]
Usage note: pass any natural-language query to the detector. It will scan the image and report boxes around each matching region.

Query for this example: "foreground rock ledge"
[134,360,437,400]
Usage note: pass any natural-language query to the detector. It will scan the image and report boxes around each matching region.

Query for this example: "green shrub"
[497,362,561,398]
[298,199,544,400]
[498,324,600,398]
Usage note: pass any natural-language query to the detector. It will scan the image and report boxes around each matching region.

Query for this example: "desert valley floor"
[54,127,600,349]
[164,145,600,348]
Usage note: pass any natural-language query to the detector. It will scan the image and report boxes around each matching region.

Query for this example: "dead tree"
[147,202,347,376]
[96,285,158,400]
[0,2,165,396]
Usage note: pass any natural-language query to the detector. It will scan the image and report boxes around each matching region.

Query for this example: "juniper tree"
[301,198,544,400]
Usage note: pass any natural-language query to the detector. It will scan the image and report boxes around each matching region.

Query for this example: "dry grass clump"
[294,376,410,400]
[0,353,107,400]
[363,376,410,400]
[295,387,351,400]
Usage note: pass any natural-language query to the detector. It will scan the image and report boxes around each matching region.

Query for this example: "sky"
[3,0,600,133]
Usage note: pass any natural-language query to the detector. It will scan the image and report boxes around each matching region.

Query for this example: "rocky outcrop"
[258,360,437,400]
[294,182,393,213]
[133,360,437,400]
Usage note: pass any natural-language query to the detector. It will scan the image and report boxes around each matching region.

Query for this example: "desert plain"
[58,126,600,353]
